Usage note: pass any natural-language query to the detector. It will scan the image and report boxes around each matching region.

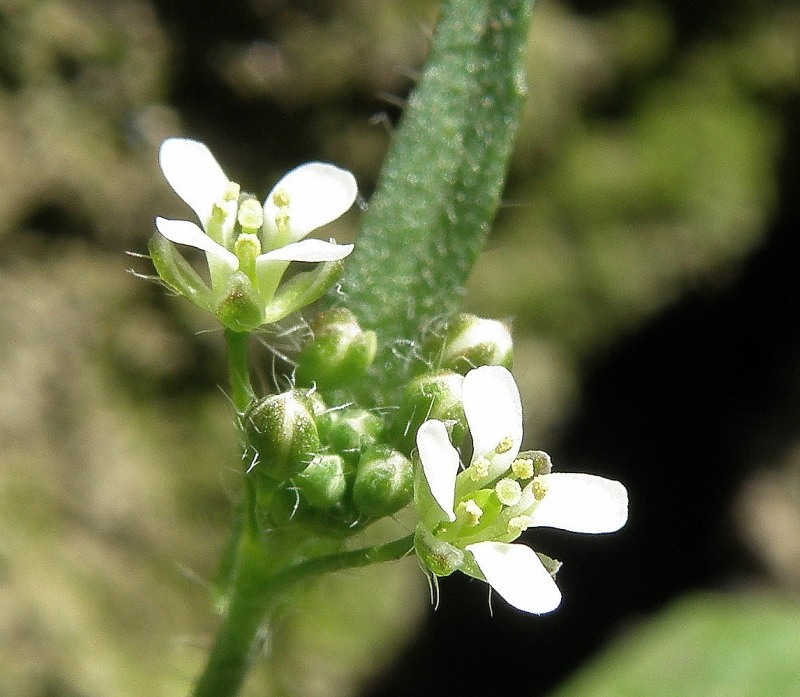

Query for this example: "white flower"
[156,138,356,269]
[415,365,628,615]
[151,138,357,329]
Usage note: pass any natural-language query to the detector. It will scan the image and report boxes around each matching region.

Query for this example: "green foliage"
[548,593,800,697]
[332,0,534,406]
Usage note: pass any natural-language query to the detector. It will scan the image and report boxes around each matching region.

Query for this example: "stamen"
[507,515,531,536]
[456,499,483,526]
[494,436,513,454]
[467,456,490,481]
[511,457,534,480]
[223,181,242,201]
[532,478,548,501]
[272,188,291,208]
[495,478,522,506]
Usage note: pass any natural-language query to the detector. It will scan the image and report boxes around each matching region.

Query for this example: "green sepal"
[148,233,212,310]
[414,523,464,577]
[352,445,413,519]
[215,271,263,332]
[264,260,344,324]
[245,390,320,482]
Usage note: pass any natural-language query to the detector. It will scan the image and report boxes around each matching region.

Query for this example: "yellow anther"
[222,181,241,202]
[511,457,534,480]
[532,478,548,501]
[467,456,490,481]
[272,188,291,208]
[507,515,531,536]
[495,478,522,507]
[237,199,264,232]
[494,436,514,454]
[457,499,483,526]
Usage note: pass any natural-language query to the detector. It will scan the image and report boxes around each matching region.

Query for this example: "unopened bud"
[428,313,513,374]
[245,390,320,481]
[352,445,413,518]
[395,370,466,452]
[295,308,377,389]
[294,453,347,510]
[316,406,383,463]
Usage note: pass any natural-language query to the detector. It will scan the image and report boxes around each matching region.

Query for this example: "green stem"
[192,533,415,697]
[224,329,254,413]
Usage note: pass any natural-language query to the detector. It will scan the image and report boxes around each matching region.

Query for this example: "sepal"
[263,260,344,324]
[414,524,464,577]
[215,271,263,332]
[148,233,212,310]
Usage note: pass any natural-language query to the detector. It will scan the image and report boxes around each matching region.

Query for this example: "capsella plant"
[143,2,628,694]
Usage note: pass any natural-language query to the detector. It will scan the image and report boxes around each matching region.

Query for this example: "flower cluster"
[413,366,628,614]
[150,138,357,331]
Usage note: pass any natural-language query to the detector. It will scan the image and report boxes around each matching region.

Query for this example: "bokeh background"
[1,0,799,695]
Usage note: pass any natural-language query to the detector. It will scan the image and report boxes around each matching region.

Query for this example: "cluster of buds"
[150,138,357,331]
[243,388,412,536]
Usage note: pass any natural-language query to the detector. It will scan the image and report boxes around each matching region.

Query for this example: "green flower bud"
[429,313,513,374]
[215,271,263,332]
[394,370,466,453]
[245,389,320,481]
[294,453,347,510]
[414,524,464,577]
[352,445,413,518]
[316,407,383,463]
[295,308,377,389]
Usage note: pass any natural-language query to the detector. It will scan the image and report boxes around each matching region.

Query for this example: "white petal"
[159,138,230,224]
[528,473,628,533]
[256,239,354,263]
[155,217,239,270]
[263,162,357,241]
[416,420,460,521]
[467,541,561,614]
[462,366,523,470]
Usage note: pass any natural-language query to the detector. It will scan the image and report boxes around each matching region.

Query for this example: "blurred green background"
[1,0,799,695]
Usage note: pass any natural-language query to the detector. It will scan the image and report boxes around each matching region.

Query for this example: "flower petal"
[263,162,357,241]
[528,473,628,533]
[416,420,460,521]
[462,366,523,471]
[256,239,354,263]
[159,138,230,224]
[466,541,561,614]
[155,217,239,270]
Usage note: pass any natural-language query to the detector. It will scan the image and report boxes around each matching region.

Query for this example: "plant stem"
[191,533,415,697]
[224,329,254,414]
